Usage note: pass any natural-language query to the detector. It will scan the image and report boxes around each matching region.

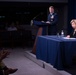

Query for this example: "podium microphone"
[33,12,43,20]
[30,12,43,26]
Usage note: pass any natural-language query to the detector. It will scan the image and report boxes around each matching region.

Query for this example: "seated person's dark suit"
[70,30,76,38]
[47,13,58,35]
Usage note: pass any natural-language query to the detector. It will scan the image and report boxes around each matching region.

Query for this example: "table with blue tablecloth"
[36,36,76,70]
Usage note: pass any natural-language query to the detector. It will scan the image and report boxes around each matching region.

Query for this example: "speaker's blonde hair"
[49,6,54,9]
[49,6,54,10]
[70,19,76,25]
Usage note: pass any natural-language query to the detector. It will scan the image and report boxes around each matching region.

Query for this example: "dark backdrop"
[0,2,66,25]
[0,0,68,3]
[0,2,68,34]
[68,0,76,34]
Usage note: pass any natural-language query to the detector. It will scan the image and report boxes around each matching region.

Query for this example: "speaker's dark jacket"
[47,12,58,35]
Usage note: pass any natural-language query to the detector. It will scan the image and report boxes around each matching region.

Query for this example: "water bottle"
[61,30,64,37]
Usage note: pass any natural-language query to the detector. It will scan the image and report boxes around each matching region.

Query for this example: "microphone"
[33,12,43,20]
[30,12,43,26]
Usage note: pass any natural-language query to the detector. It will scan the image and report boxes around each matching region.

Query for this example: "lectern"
[32,20,48,54]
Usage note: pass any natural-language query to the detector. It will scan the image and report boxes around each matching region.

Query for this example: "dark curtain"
[68,0,76,34]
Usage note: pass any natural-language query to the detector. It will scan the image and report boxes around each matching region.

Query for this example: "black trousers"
[48,25,57,35]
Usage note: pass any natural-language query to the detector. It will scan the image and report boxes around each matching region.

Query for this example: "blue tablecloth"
[36,36,76,70]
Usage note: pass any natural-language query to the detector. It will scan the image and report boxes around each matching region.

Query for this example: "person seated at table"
[67,19,76,38]
[6,22,17,31]
[0,49,18,75]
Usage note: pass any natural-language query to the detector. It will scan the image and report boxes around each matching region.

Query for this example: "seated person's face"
[71,22,76,29]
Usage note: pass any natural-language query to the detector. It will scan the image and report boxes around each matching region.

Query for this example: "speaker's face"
[49,7,54,13]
